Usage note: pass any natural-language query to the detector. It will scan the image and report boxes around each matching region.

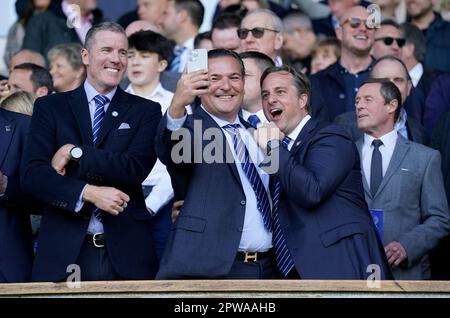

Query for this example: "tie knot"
[222,123,241,134]
[372,139,383,149]
[247,114,261,128]
[174,46,186,55]
[94,95,109,107]
[282,136,292,149]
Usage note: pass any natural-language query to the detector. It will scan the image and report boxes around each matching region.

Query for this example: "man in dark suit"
[156,49,278,279]
[0,109,34,282]
[21,22,161,282]
[255,65,392,279]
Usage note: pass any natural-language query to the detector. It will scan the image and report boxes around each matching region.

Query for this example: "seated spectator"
[8,49,46,73]
[372,0,407,22]
[48,43,85,92]
[424,74,450,134]
[371,19,405,59]
[1,91,36,116]
[310,37,341,75]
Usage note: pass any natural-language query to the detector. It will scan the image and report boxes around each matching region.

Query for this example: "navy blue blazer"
[276,118,392,279]
[20,86,161,282]
[0,108,34,282]
[155,108,256,279]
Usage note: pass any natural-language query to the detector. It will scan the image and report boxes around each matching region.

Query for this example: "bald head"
[125,20,161,37]
[9,50,46,74]
[340,5,369,24]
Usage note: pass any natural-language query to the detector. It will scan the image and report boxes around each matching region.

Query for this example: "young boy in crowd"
[310,37,341,75]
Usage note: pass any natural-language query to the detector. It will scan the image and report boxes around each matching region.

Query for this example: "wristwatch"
[69,146,83,162]
[266,139,280,156]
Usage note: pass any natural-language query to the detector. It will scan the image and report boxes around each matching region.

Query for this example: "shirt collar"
[125,82,165,100]
[241,108,265,122]
[200,105,240,127]
[363,128,398,149]
[182,37,195,50]
[286,115,311,145]
[84,80,117,104]
[409,63,423,87]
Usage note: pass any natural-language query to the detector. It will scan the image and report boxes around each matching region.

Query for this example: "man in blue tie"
[21,22,162,282]
[254,65,392,279]
[155,49,279,279]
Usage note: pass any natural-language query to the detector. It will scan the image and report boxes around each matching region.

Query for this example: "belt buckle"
[92,233,105,248]
[244,252,258,263]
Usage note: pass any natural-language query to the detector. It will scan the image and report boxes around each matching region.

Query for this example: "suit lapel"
[70,86,95,146]
[0,110,15,168]
[373,136,410,198]
[290,117,318,158]
[96,88,131,147]
[356,139,371,198]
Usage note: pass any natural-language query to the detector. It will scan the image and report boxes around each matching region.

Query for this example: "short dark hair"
[239,51,275,74]
[128,30,173,62]
[208,49,245,77]
[360,78,402,121]
[380,18,401,30]
[260,65,311,113]
[212,13,242,31]
[174,0,205,29]
[85,22,126,52]
[194,31,211,49]
[13,62,53,93]
[401,22,426,62]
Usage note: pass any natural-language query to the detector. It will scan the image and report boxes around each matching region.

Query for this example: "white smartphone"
[187,48,208,73]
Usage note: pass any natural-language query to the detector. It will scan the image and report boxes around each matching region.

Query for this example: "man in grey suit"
[355,78,450,280]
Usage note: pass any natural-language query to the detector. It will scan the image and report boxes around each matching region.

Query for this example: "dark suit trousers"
[226,255,280,279]
[76,239,121,281]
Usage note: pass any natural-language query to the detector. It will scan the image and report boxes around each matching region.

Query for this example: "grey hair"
[282,11,313,32]
[84,22,126,52]
[48,43,84,71]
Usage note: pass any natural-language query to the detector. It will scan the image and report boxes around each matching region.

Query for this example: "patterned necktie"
[92,94,109,221]
[170,46,186,72]
[247,114,261,128]
[272,136,295,276]
[223,124,272,231]
[370,139,383,197]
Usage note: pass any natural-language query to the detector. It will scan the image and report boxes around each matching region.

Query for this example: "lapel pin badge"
[112,111,119,117]
[5,125,11,132]
[296,141,301,146]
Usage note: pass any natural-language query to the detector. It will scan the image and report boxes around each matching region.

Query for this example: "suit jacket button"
[240,200,246,206]
[237,226,243,232]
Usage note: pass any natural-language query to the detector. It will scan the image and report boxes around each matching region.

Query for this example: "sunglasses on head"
[341,17,375,30]
[237,27,279,39]
[375,36,406,47]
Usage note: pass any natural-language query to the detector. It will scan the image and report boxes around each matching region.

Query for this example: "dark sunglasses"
[375,36,406,47]
[341,17,375,30]
[237,27,279,39]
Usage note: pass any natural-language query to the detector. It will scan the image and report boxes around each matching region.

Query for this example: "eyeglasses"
[341,17,375,30]
[237,27,279,39]
[374,37,406,48]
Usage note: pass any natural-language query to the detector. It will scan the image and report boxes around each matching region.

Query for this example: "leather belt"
[86,233,105,248]
[236,249,274,263]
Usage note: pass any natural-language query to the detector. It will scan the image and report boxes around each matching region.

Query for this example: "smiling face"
[200,56,244,122]
[50,55,85,92]
[81,30,128,94]
[336,6,375,57]
[261,71,308,135]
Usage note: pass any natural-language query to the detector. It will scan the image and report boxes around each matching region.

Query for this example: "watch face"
[71,147,83,159]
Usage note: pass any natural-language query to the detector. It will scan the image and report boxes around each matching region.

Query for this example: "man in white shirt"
[356,78,450,279]
[239,51,274,128]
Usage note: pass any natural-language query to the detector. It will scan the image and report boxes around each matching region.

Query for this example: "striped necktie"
[170,46,186,72]
[223,123,272,232]
[92,94,109,221]
[272,136,295,276]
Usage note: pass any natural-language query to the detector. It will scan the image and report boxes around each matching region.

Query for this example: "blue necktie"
[370,139,383,197]
[92,94,109,221]
[247,114,261,128]
[223,124,272,231]
[170,46,186,72]
[272,136,295,276]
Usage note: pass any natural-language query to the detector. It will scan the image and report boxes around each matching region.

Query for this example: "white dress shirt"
[241,109,267,128]
[361,129,398,187]
[285,115,312,151]
[126,83,176,213]
[166,106,273,252]
[409,62,424,88]
[78,80,117,234]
